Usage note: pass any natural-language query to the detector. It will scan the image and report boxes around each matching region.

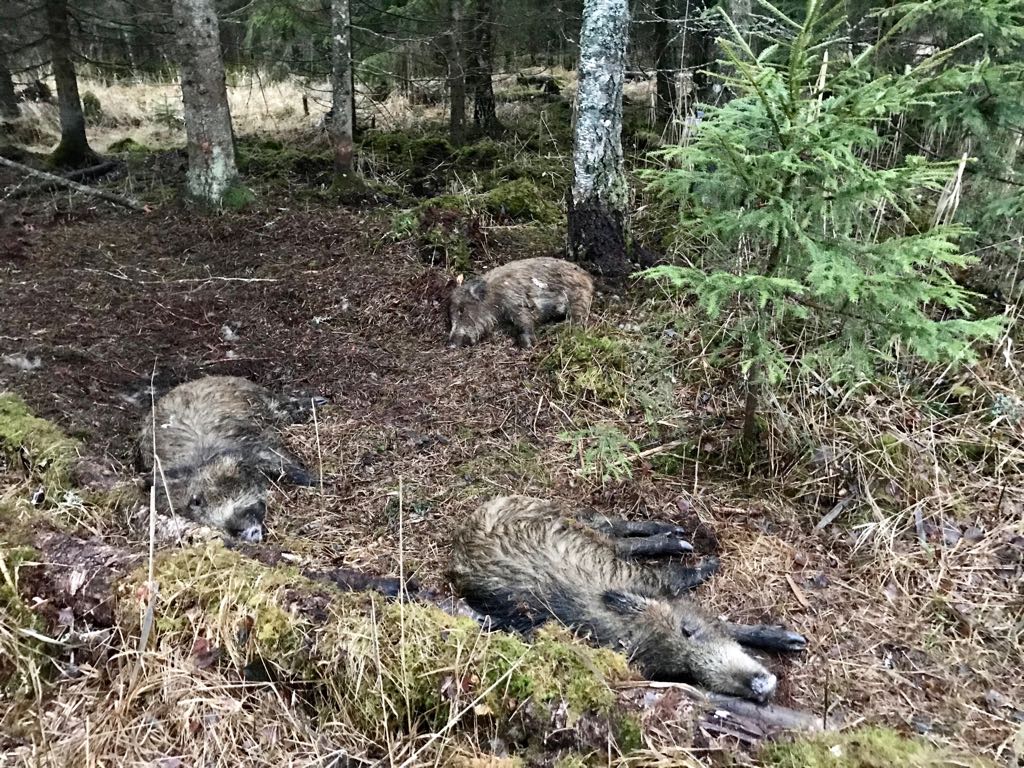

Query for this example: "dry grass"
[1,96,1022,764]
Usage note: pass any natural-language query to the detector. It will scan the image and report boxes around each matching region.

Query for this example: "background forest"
[1,0,1023,764]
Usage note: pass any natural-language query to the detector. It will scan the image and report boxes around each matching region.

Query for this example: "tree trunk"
[568,0,631,278]
[465,0,500,137]
[447,0,466,146]
[0,51,19,119]
[653,0,675,121]
[329,0,356,178]
[44,0,96,167]
[171,0,243,205]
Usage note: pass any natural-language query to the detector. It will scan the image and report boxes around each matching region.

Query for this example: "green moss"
[235,137,333,184]
[0,392,79,494]
[760,727,994,768]
[131,542,634,742]
[482,178,560,224]
[81,91,102,122]
[542,326,673,418]
[220,181,256,210]
[484,155,569,195]
[452,137,505,169]
[614,714,644,753]
[107,137,152,154]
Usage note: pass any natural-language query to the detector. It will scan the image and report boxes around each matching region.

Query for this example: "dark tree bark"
[171,0,242,204]
[568,0,631,278]
[329,0,359,182]
[447,0,466,146]
[653,0,676,120]
[0,52,19,119]
[44,0,96,167]
[465,0,500,137]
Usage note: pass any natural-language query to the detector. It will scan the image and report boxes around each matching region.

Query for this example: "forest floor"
[1,117,1022,766]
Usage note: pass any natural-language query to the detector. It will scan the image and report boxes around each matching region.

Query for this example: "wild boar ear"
[678,615,708,639]
[467,278,487,301]
[455,273,465,286]
[601,590,649,615]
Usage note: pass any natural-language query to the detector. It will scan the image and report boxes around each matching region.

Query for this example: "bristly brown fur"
[136,375,317,542]
[450,495,806,702]
[448,256,594,347]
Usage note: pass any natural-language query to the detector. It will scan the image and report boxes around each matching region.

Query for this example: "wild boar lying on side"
[135,375,323,543]
[448,257,594,348]
[449,495,807,703]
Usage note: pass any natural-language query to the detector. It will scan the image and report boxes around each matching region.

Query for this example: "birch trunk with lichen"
[329,0,356,177]
[172,0,242,205]
[568,0,631,277]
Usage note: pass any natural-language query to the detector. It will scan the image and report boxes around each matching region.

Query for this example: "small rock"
[984,689,1010,710]
[941,520,962,547]
[2,352,42,371]
[808,572,829,589]
[220,324,239,342]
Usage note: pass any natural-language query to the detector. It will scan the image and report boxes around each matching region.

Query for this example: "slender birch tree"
[568,0,631,277]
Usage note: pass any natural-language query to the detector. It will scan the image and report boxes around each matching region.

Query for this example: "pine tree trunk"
[0,52,19,119]
[653,0,675,120]
[568,0,631,278]
[329,0,356,177]
[171,0,242,205]
[447,0,466,146]
[466,0,500,137]
[45,0,95,167]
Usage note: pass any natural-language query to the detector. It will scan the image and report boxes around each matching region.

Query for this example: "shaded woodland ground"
[1,77,1023,766]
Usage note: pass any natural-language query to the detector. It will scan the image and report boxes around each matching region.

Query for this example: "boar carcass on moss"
[133,542,637,742]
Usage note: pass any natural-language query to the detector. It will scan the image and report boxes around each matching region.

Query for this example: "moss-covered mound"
[0,392,80,494]
[761,727,996,768]
[128,542,637,745]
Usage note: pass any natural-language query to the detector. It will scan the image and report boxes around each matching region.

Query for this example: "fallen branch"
[616,680,828,739]
[0,155,144,211]
[10,160,119,199]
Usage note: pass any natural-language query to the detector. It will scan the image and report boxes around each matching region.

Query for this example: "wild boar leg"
[723,622,808,653]
[590,517,691,539]
[612,534,693,558]
[510,311,537,348]
[659,557,720,594]
[256,447,315,486]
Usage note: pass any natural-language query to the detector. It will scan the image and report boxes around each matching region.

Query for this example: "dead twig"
[0,155,144,211]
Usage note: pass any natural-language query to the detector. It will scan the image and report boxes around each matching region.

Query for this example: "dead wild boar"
[448,257,594,348]
[449,495,807,703]
[135,376,323,543]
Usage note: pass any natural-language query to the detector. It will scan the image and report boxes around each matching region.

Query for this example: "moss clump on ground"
[542,325,673,415]
[235,137,333,184]
[483,155,569,195]
[760,727,995,768]
[107,137,152,154]
[0,392,79,494]
[452,137,505,169]
[81,91,103,123]
[219,181,257,211]
[132,542,635,745]
[482,178,560,224]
